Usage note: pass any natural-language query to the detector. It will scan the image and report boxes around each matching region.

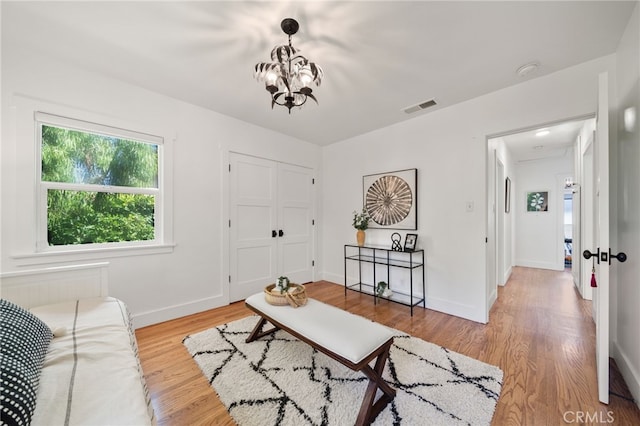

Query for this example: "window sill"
[11,243,176,266]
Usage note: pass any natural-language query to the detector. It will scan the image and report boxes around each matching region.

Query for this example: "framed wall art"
[526,191,549,212]
[363,168,417,230]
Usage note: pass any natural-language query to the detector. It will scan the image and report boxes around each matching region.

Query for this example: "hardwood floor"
[136,267,640,425]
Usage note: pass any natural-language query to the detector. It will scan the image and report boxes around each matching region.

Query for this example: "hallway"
[491,266,639,424]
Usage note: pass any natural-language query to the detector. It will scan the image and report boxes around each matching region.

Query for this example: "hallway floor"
[491,266,639,424]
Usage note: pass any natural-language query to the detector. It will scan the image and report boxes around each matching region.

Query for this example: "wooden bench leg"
[246,316,280,343]
[355,344,396,426]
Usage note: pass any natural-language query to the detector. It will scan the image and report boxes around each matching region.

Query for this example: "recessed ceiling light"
[535,129,550,137]
[516,61,540,77]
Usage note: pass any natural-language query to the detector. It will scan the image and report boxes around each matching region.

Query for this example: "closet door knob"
[278,230,284,237]
[272,230,277,238]
[583,249,600,263]
[609,250,627,264]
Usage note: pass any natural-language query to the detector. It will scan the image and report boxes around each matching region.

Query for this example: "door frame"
[485,103,611,401]
[579,132,596,301]
[486,114,595,312]
[496,158,506,287]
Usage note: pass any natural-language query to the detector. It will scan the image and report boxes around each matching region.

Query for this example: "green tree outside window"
[41,124,159,246]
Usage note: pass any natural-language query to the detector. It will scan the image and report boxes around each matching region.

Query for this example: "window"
[36,113,164,250]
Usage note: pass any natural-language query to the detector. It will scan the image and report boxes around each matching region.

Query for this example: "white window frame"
[35,112,167,252]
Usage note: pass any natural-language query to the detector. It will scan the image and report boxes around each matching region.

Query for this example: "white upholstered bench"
[245,293,396,425]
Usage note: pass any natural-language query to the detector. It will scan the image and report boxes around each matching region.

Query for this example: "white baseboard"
[132,294,228,329]
[502,266,513,285]
[611,342,640,410]
[322,271,344,285]
[322,272,485,323]
[487,288,498,312]
[515,259,564,271]
[425,296,487,324]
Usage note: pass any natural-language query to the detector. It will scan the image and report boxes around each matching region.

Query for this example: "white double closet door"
[229,153,314,302]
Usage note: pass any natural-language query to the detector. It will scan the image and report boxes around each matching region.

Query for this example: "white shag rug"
[183,315,502,425]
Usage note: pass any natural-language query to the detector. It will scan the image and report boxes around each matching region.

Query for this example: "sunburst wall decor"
[363,169,417,230]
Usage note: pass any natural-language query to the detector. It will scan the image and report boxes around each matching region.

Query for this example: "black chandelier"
[254,18,323,113]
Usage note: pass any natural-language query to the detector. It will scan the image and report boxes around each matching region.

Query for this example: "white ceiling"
[499,117,593,163]
[2,1,636,146]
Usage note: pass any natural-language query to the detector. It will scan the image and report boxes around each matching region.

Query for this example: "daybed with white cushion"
[0,263,155,426]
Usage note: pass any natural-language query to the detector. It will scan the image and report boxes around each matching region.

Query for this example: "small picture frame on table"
[404,233,418,251]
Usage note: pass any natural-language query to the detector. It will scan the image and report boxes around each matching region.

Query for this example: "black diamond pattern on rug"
[183,315,502,426]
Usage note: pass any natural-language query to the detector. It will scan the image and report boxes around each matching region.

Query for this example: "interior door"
[277,163,314,285]
[229,153,278,302]
[229,153,314,302]
[592,72,611,404]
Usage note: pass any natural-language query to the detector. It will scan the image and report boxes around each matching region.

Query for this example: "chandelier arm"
[306,93,318,104]
[293,93,309,107]
[290,55,309,63]
[271,92,310,107]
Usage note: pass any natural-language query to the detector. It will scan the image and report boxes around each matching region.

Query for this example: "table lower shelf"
[345,283,425,314]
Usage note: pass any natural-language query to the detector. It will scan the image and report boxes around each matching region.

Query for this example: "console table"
[344,244,425,315]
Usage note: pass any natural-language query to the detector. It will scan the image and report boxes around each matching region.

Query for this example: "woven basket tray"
[264,283,308,308]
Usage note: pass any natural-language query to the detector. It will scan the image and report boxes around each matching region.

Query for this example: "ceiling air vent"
[403,99,438,114]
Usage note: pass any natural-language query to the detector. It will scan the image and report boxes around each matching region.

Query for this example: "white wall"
[494,137,515,284]
[612,2,640,407]
[514,155,573,270]
[1,48,321,327]
[321,56,615,323]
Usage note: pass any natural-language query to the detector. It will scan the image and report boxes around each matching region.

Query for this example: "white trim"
[41,182,160,195]
[12,243,175,267]
[35,111,163,145]
[612,340,640,412]
[33,108,171,253]
[132,294,227,329]
[514,259,564,271]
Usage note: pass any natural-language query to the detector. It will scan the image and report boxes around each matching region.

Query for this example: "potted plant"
[352,208,370,246]
[276,276,290,293]
[376,281,392,298]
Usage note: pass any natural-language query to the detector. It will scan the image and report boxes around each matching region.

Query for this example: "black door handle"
[272,230,277,238]
[583,249,600,262]
[584,248,627,265]
[278,230,284,237]
[610,250,627,264]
